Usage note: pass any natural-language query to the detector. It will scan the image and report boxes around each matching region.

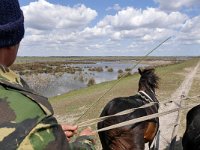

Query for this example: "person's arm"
[18,116,95,150]
[61,124,96,150]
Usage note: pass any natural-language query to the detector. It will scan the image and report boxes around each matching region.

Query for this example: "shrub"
[87,78,96,86]
[78,74,84,82]
[118,69,123,73]
[88,67,103,72]
[125,68,131,72]
[96,67,103,72]
[107,68,113,72]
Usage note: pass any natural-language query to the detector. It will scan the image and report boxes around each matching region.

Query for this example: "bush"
[107,68,113,72]
[87,78,96,86]
[125,68,131,72]
[118,69,123,73]
[78,74,84,82]
[96,67,103,72]
[88,67,103,72]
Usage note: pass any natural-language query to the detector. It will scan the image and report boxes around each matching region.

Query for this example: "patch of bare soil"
[158,61,200,150]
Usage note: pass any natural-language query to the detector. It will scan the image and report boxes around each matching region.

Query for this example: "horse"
[97,67,160,150]
[182,104,200,150]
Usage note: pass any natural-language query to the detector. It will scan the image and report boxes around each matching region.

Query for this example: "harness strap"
[138,91,154,103]
[150,130,160,149]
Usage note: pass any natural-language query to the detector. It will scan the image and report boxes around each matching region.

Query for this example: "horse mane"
[138,67,159,91]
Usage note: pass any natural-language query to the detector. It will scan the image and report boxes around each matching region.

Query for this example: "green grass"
[49,58,200,149]
[50,58,199,121]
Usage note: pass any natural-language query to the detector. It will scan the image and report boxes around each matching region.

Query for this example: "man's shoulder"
[0,65,54,116]
[0,85,47,124]
[0,85,55,149]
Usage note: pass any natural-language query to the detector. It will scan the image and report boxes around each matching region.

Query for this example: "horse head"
[138,66,159,107]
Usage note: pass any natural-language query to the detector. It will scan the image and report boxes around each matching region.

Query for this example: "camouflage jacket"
[0,65,95,150]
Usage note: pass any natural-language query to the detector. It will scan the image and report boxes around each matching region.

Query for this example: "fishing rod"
[75,36,172,123]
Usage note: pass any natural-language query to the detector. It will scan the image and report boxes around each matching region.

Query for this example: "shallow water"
[23,61,146,97]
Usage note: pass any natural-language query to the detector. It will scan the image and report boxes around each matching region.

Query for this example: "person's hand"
[79,127,95,136]
[79,127,96,144]
[61,124,78,141]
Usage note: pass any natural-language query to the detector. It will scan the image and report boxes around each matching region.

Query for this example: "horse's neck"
[139,87,158,103]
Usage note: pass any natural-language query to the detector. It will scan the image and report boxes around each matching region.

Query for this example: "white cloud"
[22,0,97,30]
[176,16,200,44]
[98,7,188,30]
[20,0,98,55]
[106,4,122,11]
[19,1,200,56]
[91,7,188,42]
[154,0,200,11]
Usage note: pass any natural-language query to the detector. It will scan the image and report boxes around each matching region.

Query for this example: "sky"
[18,0,200,56]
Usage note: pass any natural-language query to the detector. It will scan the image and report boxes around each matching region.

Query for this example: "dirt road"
[158,61,200,150]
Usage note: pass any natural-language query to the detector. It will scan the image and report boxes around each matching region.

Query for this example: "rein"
[94,103,198,133]
[76,95,200,132]
[77,95,200,129]
[78,92,159,128]
[78,101,158,128]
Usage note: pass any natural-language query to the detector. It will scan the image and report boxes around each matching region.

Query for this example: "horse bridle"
[138,91,155,103]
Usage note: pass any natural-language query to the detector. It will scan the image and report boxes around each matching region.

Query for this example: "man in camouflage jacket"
[0,0,95,149]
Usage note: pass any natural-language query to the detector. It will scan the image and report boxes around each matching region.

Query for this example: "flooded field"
[13,56,186,97]
[22,61,146,97]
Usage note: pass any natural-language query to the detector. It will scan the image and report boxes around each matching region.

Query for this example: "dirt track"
[158,61,200,150]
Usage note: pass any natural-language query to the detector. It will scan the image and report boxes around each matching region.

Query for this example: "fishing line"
[75,36,172,123]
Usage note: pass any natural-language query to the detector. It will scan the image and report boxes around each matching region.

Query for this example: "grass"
[178,60,200,141]
[50,58,199,119]
[49,58,200,149]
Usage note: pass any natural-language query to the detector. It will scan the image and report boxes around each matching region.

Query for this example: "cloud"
[106,4,122,11]
[20,0,98,55]
[22,0,97,30]
[154,0,200,11]
[94,7,188,42]
[19,1,200,56]
[177,16,200,44]
[98,7,188,30]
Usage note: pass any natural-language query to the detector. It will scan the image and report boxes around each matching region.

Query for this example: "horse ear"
[138,66,155,75]
[138,68,142,75]
[145,67,155,73]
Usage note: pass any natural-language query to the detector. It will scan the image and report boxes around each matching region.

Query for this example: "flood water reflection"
[23,61,146,97]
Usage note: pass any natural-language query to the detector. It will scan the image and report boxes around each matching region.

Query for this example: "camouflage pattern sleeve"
[18,116,96,150]
[0,66,95,150]
[18,116,70,150]
[70,135,95,150]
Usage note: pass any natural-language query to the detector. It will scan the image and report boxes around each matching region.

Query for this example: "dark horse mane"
[138,67,159,93]
[98,67,159,150]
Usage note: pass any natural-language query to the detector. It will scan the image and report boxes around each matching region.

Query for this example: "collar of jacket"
[0,65,23,86]
[0,64,35,93]
[0,64,54,115]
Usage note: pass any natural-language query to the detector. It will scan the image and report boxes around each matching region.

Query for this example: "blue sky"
[18,0,200,56]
